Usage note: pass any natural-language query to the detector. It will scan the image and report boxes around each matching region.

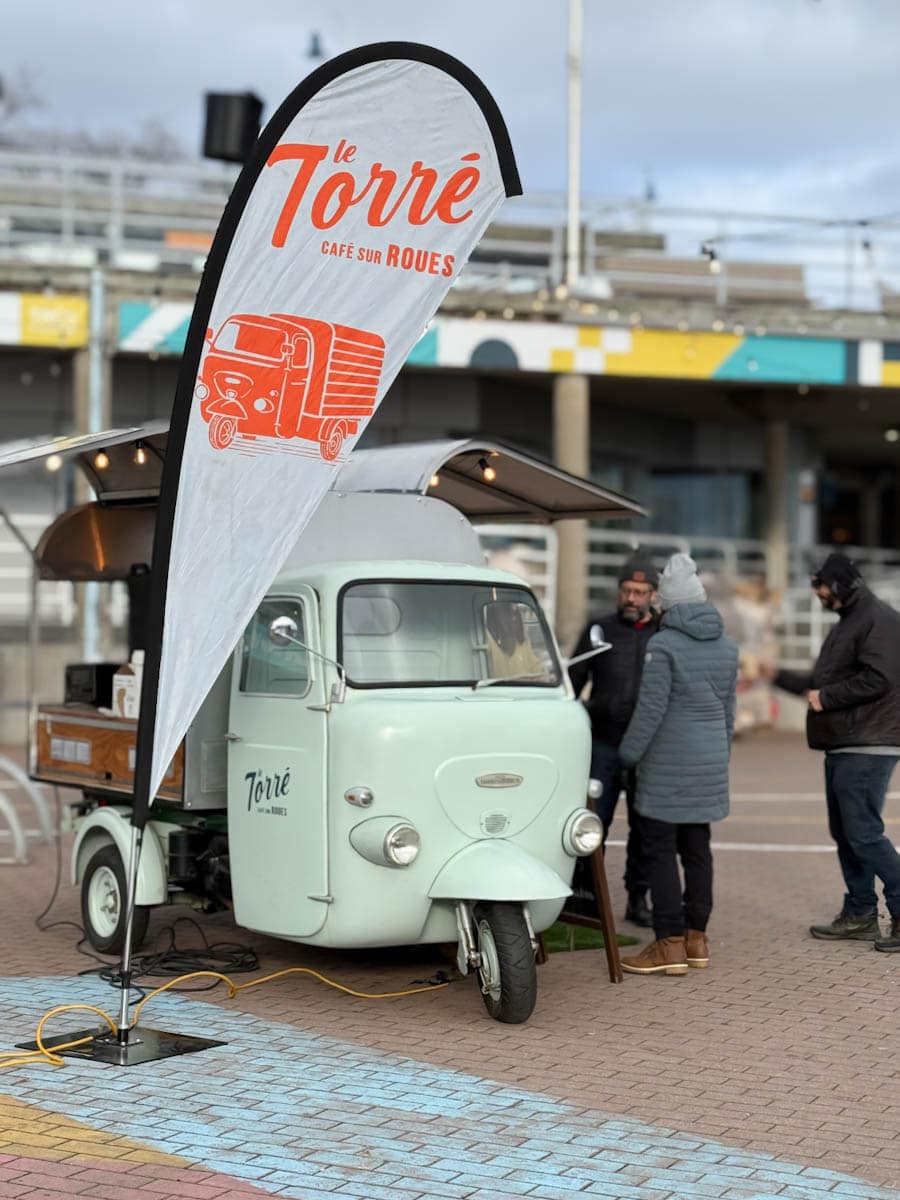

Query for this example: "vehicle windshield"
[339,580,561,688]
[213,320,286,361]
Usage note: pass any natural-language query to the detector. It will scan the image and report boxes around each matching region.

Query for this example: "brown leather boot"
[621,936,688,976]
[685,929,709,968]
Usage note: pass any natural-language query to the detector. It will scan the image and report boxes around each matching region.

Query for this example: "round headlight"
[564,809,604,856]
[383,822,420,866]
[194,381,209,400]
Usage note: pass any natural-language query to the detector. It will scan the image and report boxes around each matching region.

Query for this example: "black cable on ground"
[34,797,457,1000]
[34,786,79,937]
[77,916,259,996]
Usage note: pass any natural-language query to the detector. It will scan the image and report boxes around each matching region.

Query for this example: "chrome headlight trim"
[563,808,604,857]
[383,822,420,867]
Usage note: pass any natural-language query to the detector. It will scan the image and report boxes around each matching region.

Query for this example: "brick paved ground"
[0,732,897,1198]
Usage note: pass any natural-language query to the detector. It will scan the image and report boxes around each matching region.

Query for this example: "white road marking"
[607,839,900,853]
[732,792,900,802]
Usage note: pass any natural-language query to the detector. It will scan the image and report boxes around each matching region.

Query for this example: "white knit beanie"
[657,552,707,611]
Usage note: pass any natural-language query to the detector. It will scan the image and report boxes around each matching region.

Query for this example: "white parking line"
[733,792,900,802]
[606,839,900,853]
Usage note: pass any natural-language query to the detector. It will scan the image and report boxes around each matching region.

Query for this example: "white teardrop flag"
[132,44,521,825]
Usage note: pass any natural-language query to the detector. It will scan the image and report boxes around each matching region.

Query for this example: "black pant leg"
[638,814,683,939]
[678,823,713,932]
[623,779,650,894]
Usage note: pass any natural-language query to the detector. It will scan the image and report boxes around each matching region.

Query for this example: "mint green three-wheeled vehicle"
[24,434,643,1023]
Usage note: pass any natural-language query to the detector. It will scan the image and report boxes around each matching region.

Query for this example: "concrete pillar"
[795,467,818,552]
[553,373,590,650]
[764,418,790,595]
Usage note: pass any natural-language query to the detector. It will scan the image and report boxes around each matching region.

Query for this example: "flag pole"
[115,826,143,1042]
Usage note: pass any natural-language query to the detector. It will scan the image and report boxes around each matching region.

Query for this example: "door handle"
[224,732,242,742]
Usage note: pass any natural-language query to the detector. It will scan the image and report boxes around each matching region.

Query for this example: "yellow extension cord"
[0,967,449,1071]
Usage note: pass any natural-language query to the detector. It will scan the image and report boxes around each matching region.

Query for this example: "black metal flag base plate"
[17,1026,225,1066]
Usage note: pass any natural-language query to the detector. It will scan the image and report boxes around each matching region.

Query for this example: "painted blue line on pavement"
[0,978,896,1200]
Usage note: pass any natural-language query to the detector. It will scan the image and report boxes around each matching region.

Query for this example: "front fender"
[428,840,571,902]
[71,808,167,906]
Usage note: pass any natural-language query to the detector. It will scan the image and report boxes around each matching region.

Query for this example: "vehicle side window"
[240,598,310,697]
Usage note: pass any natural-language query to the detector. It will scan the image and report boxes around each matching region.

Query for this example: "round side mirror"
[269,615,299,645]
[589,623,605,648]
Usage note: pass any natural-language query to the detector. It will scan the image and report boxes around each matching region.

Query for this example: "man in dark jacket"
[773,552,900,952]
[569,551,660,926]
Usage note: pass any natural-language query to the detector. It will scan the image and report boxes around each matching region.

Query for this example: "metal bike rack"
[0,790,28,864]
[0,756,54,845]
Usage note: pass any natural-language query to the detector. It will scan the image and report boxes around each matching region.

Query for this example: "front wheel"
[81,844,150,955]
[208,413,237,450]
[473,901,537,1024]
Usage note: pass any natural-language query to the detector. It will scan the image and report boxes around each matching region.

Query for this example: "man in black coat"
[773,552,900,952]
[569,551,660,927]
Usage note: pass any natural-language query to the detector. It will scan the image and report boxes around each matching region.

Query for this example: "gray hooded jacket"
[618,602,739,823]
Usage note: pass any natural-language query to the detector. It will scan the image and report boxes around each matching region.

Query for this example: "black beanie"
[811,552,863,599]
[619,551,657,587]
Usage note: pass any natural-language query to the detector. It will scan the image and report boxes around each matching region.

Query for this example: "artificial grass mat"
[543,922,640,952]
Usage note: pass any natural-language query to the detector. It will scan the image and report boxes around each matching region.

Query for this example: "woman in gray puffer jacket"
[618,553,738,977]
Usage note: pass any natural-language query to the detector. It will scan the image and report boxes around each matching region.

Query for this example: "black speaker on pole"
[202,92,264,163]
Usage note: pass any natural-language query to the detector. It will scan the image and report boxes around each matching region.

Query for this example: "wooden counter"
[34,704,183,802]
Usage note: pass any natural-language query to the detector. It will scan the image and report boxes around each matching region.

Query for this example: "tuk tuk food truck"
[15,432,644,1023]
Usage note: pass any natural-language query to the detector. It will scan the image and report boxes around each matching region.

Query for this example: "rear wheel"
[473,902,537,1024]
[319,421,347,462]
[81,844,150,955]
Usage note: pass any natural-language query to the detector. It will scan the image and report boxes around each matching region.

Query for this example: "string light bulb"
[45,454,63,473]
[701,242,721,274]
[134,441,147,466]
[94,450,109,470]
[429,473,440,488]
[479,457,497,483]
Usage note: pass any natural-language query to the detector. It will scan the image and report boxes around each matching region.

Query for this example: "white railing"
[4,148,900,310]
[476,524,559,630]
[0,513,74,625]
[776,580,900,670]
[4,509,900,673]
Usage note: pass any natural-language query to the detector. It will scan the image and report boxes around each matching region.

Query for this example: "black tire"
[473,901,537,1024]
[81,844,150,955]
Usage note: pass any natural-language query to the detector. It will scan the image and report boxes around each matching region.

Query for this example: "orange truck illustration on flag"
[196,314,386,461]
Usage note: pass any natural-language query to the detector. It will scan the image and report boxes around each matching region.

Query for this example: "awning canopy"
[34,502,156,581]
[333,439,647,521]
[0,422,169,505]
[0,425,645,522]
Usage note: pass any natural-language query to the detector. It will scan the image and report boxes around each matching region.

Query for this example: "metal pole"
[82,266,106,663]
[565,0,582,290]
[0,508,40,773]
[115,825,143,1040]
[764,418,790,596]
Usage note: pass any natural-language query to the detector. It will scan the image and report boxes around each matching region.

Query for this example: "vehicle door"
[226,587,329,938]
[276,329,313,437]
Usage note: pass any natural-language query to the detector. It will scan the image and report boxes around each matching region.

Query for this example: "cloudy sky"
[3,0,900,222]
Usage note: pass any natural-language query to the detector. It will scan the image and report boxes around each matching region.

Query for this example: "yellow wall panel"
[577,326,601,348]
[21,294,88,347]
[603,330,742,379]
[550,348,575,372]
